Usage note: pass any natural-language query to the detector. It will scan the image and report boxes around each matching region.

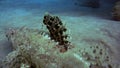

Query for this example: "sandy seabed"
[0,0,120,68]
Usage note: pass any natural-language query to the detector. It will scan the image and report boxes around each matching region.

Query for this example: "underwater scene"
[0,0,120,68]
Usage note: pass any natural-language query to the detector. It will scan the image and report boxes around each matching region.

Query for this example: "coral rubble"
[112,1,120,21]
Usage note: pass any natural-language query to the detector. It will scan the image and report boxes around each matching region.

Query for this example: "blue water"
[0,0,117,28]
[0,0,118,30]
[0,0,116,16]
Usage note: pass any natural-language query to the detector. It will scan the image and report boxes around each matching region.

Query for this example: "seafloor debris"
[112,1,120,21]
[1,27,117,68]
[43,14,71,52]
[1,15,119,68]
